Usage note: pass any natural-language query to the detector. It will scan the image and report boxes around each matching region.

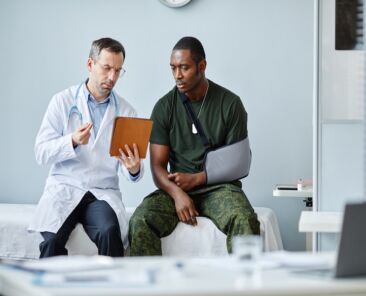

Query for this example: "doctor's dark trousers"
[39,191,124,258]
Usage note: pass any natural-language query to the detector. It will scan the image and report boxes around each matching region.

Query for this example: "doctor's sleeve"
[120,161,144,182]
[34,95,77,166]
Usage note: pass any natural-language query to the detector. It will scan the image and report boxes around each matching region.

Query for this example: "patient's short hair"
[89,37,125,61]
[173,36,206,64]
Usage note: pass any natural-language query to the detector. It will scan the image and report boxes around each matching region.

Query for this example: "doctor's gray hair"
[89,37,126,61]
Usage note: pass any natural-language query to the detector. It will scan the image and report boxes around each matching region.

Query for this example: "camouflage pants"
[129,182,260,256]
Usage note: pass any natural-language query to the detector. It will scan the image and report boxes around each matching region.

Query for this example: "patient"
[129,36,260,255]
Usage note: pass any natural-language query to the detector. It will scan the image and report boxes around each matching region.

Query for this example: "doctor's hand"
[72,123,92,148]
[118,143,141,175]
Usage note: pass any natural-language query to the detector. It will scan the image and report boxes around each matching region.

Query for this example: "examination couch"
[0,204,282,260]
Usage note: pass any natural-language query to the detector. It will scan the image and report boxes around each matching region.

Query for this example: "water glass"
[232,235,263,283]
[232,235,262,262]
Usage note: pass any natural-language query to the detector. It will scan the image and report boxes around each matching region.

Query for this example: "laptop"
[334,202,366,278]
[293,202,366,278]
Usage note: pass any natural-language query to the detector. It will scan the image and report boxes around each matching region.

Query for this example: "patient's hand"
[173,191,199,226]
[168,171,206,191]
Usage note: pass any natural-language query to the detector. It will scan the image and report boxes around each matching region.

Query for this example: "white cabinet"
[314,0,366,251]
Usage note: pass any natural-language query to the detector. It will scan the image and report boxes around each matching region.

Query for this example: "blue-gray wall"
[0,0,314,251]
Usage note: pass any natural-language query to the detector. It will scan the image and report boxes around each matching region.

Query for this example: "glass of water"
[232,235,263,280]
[233,235,262,260]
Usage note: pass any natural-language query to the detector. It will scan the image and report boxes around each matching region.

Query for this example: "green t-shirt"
[150,80,248,174]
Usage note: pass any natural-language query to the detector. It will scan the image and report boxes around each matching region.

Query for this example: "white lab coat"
[29,84,143,249]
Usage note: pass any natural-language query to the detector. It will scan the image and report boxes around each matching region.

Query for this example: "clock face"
[159,0,192,8]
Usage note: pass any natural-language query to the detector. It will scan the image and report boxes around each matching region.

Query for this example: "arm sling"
[178,91,252,185]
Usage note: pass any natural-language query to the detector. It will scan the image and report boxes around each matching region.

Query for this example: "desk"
[1,253,366,296]
[273,185,313,250]
[298,211,343,253]
[298,211,343,233]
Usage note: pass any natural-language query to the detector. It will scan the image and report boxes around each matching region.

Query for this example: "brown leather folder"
[110,117,153,159]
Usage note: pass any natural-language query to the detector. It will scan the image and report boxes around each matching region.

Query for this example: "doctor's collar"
[83,79,111,104]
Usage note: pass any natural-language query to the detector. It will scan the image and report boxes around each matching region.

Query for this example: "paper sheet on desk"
[15,255,117,273]
[184,257,278,271]
[189,252,335,271]
[33,269,152,287]
[262,251,336,269]
[9,256,153,287]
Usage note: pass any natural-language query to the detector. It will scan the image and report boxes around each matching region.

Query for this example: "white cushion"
[0,204,282,260]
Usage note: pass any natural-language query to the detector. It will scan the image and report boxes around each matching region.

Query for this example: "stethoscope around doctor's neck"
[68,82,120,124]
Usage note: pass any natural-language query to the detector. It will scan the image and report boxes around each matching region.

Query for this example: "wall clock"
[159,0,192,8]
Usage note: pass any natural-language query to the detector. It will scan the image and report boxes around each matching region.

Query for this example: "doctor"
[29,37,143,258]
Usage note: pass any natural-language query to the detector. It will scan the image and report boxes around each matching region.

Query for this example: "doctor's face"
[87,49,124,100]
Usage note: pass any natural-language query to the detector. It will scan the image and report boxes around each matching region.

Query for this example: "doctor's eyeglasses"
[95,61,126,78]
